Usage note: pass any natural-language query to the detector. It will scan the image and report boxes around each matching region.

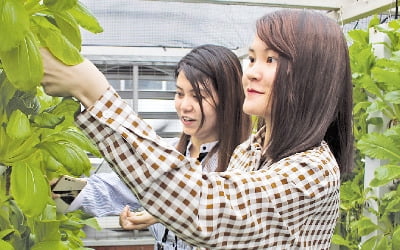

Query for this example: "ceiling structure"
[145,0,397,24]
[80,0,397,64]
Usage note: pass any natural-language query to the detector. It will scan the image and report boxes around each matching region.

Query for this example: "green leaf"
[10,159,49,217]
[368,15,380,28]
[366,117,383,127]
[393,226,400,249]
[350,46,375,75]
[44,97,80,127]
[374,236,389,250]
[0,77,17,111]
[370,165,400,187]
[43,153,63,173]
[358,133,400,163]
[366,100,388,114]
[7,90,41,116]
[393,51,400,62]
[340,180,362,201]
[348,29,369,45]
[36,140,91,176]
[0,240,14,250]
[33,219,62,243]
[82,217,101,231]
[68,2,103,34]
[48,128,101,157]
[384,196,400,213]
[361,235,380,250]
[353,216,379,236]
[353,101,371,114]
[372,67,400,91]
[6,109,31,139]
[49,97,80,114]
[8,200,25,233]
[31,112,65,129]
[54,11,81,50]
[0,229,14,239]
[0,31,43,91]
[1,127,40,165]
[331,234,352,248]
[43,0,77,11]
[32,16,83,66]
[384,91,400,104]
[0,0,29,51]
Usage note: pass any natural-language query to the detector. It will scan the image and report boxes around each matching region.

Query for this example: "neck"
[189,137,216,158]
[263,118,271,149]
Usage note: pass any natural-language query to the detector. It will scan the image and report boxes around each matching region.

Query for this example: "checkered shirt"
[76,87,340,249]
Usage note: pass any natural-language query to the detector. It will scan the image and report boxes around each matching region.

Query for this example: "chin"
[243,105,262,116]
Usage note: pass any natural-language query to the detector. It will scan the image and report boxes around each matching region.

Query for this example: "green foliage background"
[333,17,400,250]
[0,0,103,249]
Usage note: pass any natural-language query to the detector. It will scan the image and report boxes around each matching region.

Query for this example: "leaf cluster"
[0,0,103,249]
[333,16,400,250]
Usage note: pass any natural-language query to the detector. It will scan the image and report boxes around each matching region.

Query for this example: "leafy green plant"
[0,0,103,249]
[333,16,400,250]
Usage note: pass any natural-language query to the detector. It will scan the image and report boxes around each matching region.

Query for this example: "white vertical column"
[362,23,391,241]
[132,65,139,112]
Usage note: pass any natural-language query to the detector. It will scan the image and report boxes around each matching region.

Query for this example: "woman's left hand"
[119,205,158,230]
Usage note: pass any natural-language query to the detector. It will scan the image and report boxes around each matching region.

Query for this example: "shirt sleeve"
[75,87,340,249]
[66,172,142,216]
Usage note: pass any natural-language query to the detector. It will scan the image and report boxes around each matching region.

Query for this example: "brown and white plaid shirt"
[76,87,340,249]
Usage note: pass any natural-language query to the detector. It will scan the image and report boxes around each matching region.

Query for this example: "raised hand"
[40,48,109,107]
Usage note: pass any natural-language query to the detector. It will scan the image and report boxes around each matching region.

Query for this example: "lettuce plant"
[0,0,104,249]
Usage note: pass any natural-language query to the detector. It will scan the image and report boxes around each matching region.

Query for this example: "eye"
[175,91,183,97]
[266,56,277,63]
[248,56,255,63]
[193,94,204,102]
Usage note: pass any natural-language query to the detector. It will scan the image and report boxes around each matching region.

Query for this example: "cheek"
[203,105,217,123]
[242,75,248,90]
[174,99,180,112]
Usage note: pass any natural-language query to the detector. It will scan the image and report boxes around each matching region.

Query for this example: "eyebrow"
[176,85,209,96]
[248,47,274,53]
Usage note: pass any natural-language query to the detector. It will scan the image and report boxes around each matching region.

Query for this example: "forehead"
[249,35,270,52]
[177,73,214,90]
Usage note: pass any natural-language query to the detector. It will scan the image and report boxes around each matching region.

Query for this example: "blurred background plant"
[333,16,400,250]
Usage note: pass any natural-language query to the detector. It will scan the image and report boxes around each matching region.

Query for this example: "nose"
[244,63,261,82]
[179,96,194,112]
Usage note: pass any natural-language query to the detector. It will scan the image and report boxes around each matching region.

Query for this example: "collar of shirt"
[248,126,265,151]
[185,140,218,159]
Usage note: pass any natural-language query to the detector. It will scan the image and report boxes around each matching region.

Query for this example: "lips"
[180,116,197,126]
[247,88,264,94]
[182,116,195,122]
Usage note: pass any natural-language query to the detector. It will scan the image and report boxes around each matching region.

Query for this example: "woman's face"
[174,72,218,143]
[242,35,278,119]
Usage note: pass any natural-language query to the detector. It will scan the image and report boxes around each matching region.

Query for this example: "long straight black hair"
[256,10,353,174]
[174,45,252,172]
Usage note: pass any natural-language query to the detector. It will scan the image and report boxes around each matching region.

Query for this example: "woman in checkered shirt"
[41,9,353,249]
[66,44,251,250]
